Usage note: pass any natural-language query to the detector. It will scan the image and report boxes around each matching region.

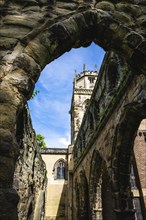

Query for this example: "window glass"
[54,160,66,180]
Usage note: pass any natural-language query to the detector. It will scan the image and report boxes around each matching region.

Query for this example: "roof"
[41,148,68,155]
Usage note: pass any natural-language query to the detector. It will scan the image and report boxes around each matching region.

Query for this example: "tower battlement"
[74,65,98,91]
[76,70,98,80]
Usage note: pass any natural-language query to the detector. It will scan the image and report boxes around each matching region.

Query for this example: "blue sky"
[28,43,105,148]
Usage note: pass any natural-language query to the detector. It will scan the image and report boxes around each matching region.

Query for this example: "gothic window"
[130,165,137,189]
[93,101,100,121]
[53,159,66,180]
[143,132,146,142]
[89,111,94,131]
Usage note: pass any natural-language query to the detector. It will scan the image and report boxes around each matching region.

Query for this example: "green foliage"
[31,90,40,99]
[36,134,47,148]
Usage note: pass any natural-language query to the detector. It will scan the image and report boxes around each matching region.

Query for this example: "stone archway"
[0,1,146,218]
[89,151,116,220]
[111,101,146,220]
[102,162,117,220]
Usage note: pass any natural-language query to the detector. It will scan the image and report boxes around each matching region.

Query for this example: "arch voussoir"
[24,8,146,75]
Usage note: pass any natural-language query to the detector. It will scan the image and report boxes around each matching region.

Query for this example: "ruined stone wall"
[0,0,146,219]
[71,52,146,219]
[0,0,146,74]
[13,106,47,220]
[73,52,146,171]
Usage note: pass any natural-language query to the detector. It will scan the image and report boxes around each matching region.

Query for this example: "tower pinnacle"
[83,64,86,72]
[95,64,98,72]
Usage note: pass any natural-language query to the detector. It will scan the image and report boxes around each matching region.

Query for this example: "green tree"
[31,90,40,99]
[36,134,47,148]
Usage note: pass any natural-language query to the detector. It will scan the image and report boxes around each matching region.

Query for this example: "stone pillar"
[113,192,135,220]
[115,209,135,220]
[0,49,40,218]
[92,182,103,220]
[0,84,21,219]
[68,172,73,220]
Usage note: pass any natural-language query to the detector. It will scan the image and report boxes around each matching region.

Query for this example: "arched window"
[53,159,66,180]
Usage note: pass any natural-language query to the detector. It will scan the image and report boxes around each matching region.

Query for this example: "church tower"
[69,64,98,144]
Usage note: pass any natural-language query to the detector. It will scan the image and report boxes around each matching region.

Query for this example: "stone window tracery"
[53,159,66,180]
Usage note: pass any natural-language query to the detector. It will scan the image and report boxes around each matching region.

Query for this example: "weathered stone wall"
[0,0,146,74]
[13,106,47,220]
[41,149,68,220]
[71,52,146,219]
[0,0,146,219]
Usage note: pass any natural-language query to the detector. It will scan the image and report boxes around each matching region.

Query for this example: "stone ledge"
[41,148,68,155]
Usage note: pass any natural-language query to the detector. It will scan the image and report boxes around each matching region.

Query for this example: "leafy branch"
[31,90,40,99]
[36,134,47,148]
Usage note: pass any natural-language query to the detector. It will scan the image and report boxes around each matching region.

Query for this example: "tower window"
[88,77,95,83]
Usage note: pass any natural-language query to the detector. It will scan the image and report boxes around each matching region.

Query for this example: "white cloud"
[59,132,70,147]
[59,138,70,147]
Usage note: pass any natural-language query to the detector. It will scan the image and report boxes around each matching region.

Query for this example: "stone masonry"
[0,0,146,219]
[69,51,146,220]
[70,66,98,144]
[13,106,47,220]
[41,148,68,220]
